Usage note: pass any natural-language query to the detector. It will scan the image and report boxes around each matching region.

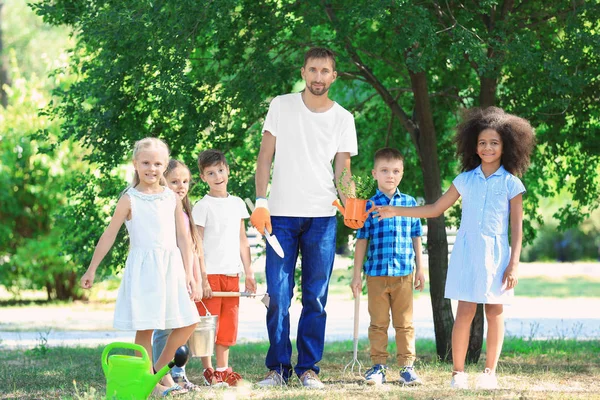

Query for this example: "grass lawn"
[1,338,599,399]
[515,276,600,298]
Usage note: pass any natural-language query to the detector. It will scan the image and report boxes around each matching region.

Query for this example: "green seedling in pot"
[333,168,377,229]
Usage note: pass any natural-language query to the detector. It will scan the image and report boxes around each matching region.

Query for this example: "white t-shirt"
[191,194,250,275]
[262,92,358,217]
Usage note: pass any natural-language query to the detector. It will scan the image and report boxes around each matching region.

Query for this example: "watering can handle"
[332,199,345,216]
[101,342,149,375]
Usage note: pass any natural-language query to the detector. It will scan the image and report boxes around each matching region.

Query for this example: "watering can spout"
[332,199,345,216]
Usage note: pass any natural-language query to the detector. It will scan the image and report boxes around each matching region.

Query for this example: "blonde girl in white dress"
[80,137,201,396]
[374,107,535,390]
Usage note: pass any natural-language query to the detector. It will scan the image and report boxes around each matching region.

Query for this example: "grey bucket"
[188,301,218,357]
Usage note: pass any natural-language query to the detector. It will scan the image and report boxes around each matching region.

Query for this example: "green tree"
[0,59,87,300]
[0,0,94,300]
[34,0,600,360]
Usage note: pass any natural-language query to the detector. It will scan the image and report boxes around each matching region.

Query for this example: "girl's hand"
[350,276,362,298]
[245,275,257,294]
[202,280,213,299]
[80,270,95,289]
[195,280,203,301]
[502,263,519,290]
[372,206,396,220]
[188,275,201,301]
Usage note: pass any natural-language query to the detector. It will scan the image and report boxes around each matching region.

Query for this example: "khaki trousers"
[366,274,415,366]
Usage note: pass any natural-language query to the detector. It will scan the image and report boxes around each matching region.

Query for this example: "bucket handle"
[196,300,211,316]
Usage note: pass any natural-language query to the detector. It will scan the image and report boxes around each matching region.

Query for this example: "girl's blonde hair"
[131,137,170,187]
[164,159,202,256]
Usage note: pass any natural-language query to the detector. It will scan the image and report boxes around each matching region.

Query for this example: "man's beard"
[306,82,330,96]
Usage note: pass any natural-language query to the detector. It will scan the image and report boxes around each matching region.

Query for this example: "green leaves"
[337,168,377,200]
[27,0,600,273]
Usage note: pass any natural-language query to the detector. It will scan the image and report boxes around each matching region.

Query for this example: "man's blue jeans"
[264,216,337,379]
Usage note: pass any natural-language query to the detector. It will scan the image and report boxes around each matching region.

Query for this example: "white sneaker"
[256,370,286,387]
[450,371,469,389]
[475,368,499,389]
[299,370,324,389]
[364,364,387,385]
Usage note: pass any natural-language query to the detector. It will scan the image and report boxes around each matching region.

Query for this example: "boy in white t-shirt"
[192,149,257,387]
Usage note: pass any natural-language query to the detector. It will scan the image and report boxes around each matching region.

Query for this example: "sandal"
[162,384,188,397]
[173,375,203,391]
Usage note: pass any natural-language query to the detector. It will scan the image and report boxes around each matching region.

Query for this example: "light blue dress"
[445,165,525,304]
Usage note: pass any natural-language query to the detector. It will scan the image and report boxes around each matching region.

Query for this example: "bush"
[522,223,600,262]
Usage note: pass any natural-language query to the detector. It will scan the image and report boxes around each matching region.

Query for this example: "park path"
[1,261,599,348]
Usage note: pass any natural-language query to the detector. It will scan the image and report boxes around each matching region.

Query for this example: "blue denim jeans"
[264,216,337,379]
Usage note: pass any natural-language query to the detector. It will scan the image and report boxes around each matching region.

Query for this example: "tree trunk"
[0,0,9,108]
[479,76,497,108]
[409,71,454,361]
[324,3,455,360]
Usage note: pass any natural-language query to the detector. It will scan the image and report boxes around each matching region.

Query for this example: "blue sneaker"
[365,364,387,385]
[399,366,422,386]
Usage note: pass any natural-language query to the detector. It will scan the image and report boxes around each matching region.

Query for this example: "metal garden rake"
[343,295,363,375]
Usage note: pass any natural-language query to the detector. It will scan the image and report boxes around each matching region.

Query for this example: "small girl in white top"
[80,138,201,396]
[375,107,535,390]
[152,159,211,392]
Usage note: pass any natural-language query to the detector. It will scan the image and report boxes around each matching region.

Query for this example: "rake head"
[343,357,363,376]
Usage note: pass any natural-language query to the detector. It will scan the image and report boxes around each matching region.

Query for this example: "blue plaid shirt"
[356,189,422,277]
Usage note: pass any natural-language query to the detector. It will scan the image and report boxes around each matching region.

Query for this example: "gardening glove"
[250,198,272,235]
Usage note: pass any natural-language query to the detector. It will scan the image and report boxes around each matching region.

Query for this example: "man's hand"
[250,199,272,235]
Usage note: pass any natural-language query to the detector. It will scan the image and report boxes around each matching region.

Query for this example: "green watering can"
[101,342,188,399]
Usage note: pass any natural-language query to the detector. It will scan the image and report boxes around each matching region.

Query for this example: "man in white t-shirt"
[251,48,358,389]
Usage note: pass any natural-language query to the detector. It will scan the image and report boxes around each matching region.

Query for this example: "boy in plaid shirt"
[350,147,425,386]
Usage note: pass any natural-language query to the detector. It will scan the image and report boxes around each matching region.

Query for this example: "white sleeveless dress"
[113,187,200,330]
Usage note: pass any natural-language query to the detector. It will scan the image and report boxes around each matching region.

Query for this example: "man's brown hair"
[304,47,336,71]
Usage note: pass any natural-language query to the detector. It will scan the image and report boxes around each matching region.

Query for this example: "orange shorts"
[196,274,239,347]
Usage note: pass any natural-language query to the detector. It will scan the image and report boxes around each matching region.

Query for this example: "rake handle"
[353,295,360,358]
[353,295,360,340]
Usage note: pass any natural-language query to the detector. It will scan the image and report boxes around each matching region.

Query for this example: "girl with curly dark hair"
[373,107,535,390]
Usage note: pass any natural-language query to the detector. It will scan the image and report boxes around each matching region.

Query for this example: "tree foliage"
[33,0,600,358]
[0,0,93,300]
[0,53,88,300]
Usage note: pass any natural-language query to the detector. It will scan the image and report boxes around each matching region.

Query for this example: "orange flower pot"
[332,198,375,227]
